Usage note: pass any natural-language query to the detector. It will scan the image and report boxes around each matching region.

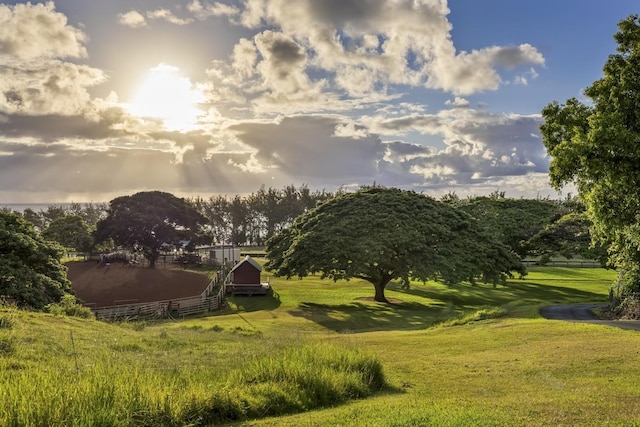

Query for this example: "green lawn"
[3,266,639,426]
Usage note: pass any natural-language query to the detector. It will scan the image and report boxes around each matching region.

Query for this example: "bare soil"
[66,261,211,308]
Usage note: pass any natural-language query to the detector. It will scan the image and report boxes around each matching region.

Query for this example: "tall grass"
[0,314,385,426]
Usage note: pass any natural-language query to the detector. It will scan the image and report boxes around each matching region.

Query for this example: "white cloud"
[146,9,193,25]
[0,59,107,116]
[0,2,87,59]
[188,0,240,20]
[117,10,147,28]
[228,0,545,96]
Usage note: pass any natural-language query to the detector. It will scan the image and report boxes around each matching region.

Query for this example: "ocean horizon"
[1,203,97,213]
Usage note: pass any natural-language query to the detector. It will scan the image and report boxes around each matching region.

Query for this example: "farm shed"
[195,245,241,266]
[226,255,270,296]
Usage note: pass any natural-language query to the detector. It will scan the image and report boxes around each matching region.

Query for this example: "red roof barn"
[227,256,270,295]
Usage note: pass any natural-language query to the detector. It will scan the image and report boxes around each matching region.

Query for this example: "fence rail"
[92,268,227,322]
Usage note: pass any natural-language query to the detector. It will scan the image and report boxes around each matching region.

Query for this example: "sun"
[127,64,205,131]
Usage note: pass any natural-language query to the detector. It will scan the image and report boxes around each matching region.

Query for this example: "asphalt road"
[539,303,640,331]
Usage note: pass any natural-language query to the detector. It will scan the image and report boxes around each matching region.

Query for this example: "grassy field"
[2,266,640,426]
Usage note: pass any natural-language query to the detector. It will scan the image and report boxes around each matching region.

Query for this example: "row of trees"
[8,186,603,265]
[7,187,601,265]
[2,185,603,308]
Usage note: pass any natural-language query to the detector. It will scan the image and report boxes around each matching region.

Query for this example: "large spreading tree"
[540,15,640,300]
[265,187,523,303]
[0,210,72,309]
[95,191,206,268]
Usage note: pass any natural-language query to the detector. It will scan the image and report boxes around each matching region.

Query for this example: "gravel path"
[539,303,640,331]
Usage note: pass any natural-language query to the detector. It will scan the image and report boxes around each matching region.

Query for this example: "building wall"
[232,262,261,285]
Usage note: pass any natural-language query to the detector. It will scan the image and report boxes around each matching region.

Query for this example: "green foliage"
[42,215,94,254]
[526,212,608,264]
[266,187,523,302]
[540,15,640,303]
[95,191,207,268]
[0,210,72,309]
[191,183,333,246]
[46,295,94,319]
[458,196,567,257]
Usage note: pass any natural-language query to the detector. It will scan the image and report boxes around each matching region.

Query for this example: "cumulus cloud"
[0,2,87,59]
[146,9,193,25]
[187,0,240,20]
[0,3,107,117]
[363,106,549,192]
[117,10,147,28]
[118,8,193,27]
[232,0,545,96]
[0,59,107,116]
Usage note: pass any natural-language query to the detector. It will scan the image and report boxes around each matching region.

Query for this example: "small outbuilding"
[226,255,271,296]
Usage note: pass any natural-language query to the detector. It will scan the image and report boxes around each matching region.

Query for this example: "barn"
[226,255,271,296]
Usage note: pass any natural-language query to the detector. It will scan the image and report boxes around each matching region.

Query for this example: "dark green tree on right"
[540,15,640,311]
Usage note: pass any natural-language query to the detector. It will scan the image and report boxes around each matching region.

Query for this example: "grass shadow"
[228,289,282,312]
[289,300,447,333]
[390,280,605,308]
[289,279,606,333]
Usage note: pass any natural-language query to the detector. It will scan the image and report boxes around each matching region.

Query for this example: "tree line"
[6,184,603,264]
[0,184,607,309]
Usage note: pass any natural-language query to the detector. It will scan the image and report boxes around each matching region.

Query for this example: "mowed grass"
[3,265,640,426]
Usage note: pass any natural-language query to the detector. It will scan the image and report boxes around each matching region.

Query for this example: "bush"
[0,315,13,330]
[0,335,15,356]
[46,295,95,319]
[614,295,640,320]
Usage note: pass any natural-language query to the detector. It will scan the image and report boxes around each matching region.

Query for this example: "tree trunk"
[373,280,390,303]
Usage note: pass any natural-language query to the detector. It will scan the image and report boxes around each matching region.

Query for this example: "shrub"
[615,295,640,320]
[0,315,13,330]
[46,295,95,319]
[0,334,15,356]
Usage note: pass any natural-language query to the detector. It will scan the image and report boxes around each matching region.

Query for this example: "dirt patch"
[66,261,211,308]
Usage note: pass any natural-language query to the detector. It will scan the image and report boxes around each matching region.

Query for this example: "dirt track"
[66,261,211,308]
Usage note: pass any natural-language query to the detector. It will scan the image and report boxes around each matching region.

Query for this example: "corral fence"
[90,269,228,322]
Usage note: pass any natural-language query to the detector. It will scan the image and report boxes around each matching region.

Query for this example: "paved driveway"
[539,303,640,331]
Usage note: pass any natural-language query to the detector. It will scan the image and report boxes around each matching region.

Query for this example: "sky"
[0,1,637,204]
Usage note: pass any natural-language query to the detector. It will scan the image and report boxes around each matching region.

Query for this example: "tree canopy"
[454,195,567,258]
[540,15,640,295]
[42,215,94,254]
[95,191,206,268]
[0,210,72,309]
[265,187,523,303]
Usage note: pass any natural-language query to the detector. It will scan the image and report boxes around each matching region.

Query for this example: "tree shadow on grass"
[228,289,282,312]
[289,300,448,333]
[289,281,606,333]
[390,280,605,308]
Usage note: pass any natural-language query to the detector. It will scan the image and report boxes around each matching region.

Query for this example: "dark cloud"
[231,115,385,179]
[269,38,306,65]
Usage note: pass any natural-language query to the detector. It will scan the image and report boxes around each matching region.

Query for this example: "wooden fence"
[92,269,227,322]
